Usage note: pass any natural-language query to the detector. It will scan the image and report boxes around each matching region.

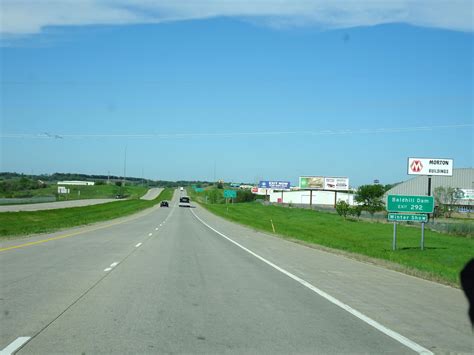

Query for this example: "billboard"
[299,176,324,190]
[251,187,272,195]
[454,189,474,200]
[407,158,453,176]
[324,177,350,191]
[258,181,290,190]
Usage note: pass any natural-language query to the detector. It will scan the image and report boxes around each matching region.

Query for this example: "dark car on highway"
[160,200,169,207]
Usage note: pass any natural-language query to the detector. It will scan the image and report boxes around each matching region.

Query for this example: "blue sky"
[1,1,472,186]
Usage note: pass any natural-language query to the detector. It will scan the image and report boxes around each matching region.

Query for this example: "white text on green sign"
[387,195,434,213]
[388,213,428,222]
[224,190,237,198]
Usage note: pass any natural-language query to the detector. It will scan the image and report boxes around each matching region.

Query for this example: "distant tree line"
[0,172,215,190]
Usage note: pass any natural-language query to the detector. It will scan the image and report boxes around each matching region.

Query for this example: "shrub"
[336,200,350,219]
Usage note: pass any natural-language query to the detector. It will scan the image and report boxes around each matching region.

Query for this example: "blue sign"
[258,181,291,190]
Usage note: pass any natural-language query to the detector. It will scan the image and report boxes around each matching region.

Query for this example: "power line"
[1,124,472,140]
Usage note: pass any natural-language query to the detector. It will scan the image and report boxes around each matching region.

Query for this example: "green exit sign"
[224,190,237,198]
[387,195,434,213]
[388,213,428,222]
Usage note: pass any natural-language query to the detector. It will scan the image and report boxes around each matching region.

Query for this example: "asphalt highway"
[0,190,471,354]
[0,198,118,212]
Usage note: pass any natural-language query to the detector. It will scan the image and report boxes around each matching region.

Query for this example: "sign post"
[421,222,425,251]
[223,190,237,199]
[387,195,434,250]
[392,222,397,251]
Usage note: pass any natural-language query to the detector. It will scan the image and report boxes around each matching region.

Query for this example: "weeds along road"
[0,189,470,354]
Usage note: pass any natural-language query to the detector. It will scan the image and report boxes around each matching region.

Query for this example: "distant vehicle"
[179,196,191,207]
[180,187,184,191]
[160,200,169,207]
[115,194,125,199]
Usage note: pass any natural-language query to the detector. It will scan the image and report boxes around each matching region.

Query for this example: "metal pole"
[334,191,337,208]
[122,146,127,195]
[310,190,313,208]
[281,190,284,203]
[421,222,425,250]
[392,222,397,251]
[428,176,433,222]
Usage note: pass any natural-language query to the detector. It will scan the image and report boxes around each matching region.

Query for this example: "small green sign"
[388,213,428,222]
[224,190,237,198]
[387,195,434,213]
[195,188,204,192]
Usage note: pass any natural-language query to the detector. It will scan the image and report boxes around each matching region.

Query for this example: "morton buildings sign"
[407,157,453,176]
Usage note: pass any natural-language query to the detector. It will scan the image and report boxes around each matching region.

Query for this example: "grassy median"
[0,184,149,201]
[0,188,174,237]
[203,202,473,286]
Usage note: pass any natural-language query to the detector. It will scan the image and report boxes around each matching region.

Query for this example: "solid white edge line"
[0,336,31,355]
[190,209,433,355]
[135,242,142,247]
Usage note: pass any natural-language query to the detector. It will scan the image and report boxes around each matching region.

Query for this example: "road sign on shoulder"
[388,213,428,222]
[224,190,237,198]
[387,195,434,213]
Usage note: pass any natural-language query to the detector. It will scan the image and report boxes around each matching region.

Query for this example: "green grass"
[0,188,174,237]
[202,202,473,286]
[0,184,148,200]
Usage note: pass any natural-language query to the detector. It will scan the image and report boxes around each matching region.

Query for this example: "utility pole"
[122,146,127,194]
[213,161,216,182]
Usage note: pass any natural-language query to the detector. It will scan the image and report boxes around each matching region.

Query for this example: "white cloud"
[1,0,472,37]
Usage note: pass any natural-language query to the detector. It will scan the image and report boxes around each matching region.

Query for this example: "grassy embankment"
[0,184,148,201]
[188,188,473,286]
[0,188,174,237]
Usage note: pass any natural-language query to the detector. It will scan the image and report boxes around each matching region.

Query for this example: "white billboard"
[407,158,453,176]
[57,186,69,194]
[251,187,272,195]
[454,189,474,200]
[324,177,350,191]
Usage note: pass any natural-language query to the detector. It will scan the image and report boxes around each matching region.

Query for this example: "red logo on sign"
[410,160,423,172]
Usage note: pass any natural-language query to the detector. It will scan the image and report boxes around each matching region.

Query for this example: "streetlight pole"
[122,146,127,195]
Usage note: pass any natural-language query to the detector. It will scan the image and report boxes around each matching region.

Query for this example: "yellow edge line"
[0,205,158,253]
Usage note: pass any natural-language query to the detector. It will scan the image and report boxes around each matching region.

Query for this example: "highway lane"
[0,191,176,353]
[15,201,412,354]
[0,199,118,212]
[140,188,163,201]
[0,189,469,353]
[0,187,163,212]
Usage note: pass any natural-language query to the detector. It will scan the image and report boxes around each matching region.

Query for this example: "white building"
[262,189,356,206]
[57,181,95,186]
